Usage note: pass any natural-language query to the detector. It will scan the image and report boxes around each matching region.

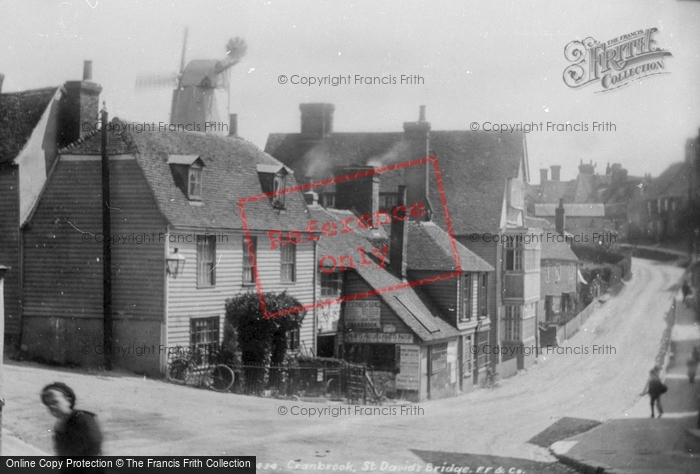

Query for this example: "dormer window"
[272,172,286,208]
[257,164,292,210]
[168,154,205,201]
[188,165,202,199]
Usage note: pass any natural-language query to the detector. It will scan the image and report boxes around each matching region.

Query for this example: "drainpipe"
[101,108,113,370]
[0,265,11,453]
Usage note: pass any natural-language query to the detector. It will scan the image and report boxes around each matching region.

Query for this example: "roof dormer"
[168,154,205,201]
[257,163,292,209]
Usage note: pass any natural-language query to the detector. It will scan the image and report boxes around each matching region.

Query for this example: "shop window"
[430,343,448,373]
[346,344,397,372]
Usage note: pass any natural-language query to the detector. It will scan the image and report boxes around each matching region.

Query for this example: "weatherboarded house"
[22,121,316,376]
[266,104,541,375]
[0,65,101,346]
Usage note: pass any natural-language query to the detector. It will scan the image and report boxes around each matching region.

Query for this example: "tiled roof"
[266,130,526,234]
[645,162,688,199]
[308,205,461,342]
[0,87,59,164]
[541,240,579,262]
[58,119,311,231]
[535,203,605,217]
[407,221,493,272]
[524,217,578,262]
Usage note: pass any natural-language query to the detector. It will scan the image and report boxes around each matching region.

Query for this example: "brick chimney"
[228,113,238,137]
[334,166,379,226]
[555,199,566,236]
[390,186,409,280]
[58,60,102,148]
[550,165,561,182]
[300,103,334,141]
[0,73,4,94]
[540,168,548,184]
[402,105,431,221]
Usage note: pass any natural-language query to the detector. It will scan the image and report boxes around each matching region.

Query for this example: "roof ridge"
[0,86,59,97]
[57,129,101,153]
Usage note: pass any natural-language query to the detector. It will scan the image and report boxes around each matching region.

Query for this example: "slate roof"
[407,221,493,272]
[524,216,578,262]
[58,119,311,231]
[308,205,463,342]
[0,87,58,165]
[266,130,526,234]
[535,203,605,217]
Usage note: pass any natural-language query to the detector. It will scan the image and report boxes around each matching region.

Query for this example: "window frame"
[286,327,301,352]
[272,173,286,209]
[504,235,523,271]
[320,272,343,298]
[280,244,296,283]
[478,273,488,319]
[190,316,220,363]
[188,165,203,200]
[196,235,216,287]
[503,305,522,341]
[242,235,257,285]
[461,274,472,322]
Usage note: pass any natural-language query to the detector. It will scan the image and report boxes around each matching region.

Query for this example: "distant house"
[266,103,541,377]
[528,161,649,241]
[525,218,579,326]
[0,62,100,348]
[306,183,493,400]
[21,120,317,376]
[534,202,614,245]
[630,147,697,242]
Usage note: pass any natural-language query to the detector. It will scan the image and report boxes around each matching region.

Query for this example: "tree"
[224,291,305,392]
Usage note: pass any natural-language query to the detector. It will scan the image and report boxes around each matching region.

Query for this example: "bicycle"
[167,346,235,392]
[480,366,499,389]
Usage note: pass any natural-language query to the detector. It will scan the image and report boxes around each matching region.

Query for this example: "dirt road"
[1,258,683,472]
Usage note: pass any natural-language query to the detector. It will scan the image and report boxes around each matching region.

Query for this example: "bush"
[224,291,305,391]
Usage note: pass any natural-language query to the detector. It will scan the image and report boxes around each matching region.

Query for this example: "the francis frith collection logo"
[563,28,672,93]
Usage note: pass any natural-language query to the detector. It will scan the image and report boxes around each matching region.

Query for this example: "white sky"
[1,0,699,182]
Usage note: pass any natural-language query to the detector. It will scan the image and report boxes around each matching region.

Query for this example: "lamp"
[166,248,186,278]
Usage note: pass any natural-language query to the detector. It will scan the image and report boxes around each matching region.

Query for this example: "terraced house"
[266,103,542,377]
[21,119,317,376]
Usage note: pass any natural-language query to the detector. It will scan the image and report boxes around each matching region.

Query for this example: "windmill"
[136,28,247,129]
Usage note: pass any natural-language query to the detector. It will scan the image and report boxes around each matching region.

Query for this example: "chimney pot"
[540,168,548,184]
[303,191,319,206]
[555,199,566,236]
[229,113,238,136]
[419,105,426,122]
[83,60,93,81]
[0,73,4,94]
